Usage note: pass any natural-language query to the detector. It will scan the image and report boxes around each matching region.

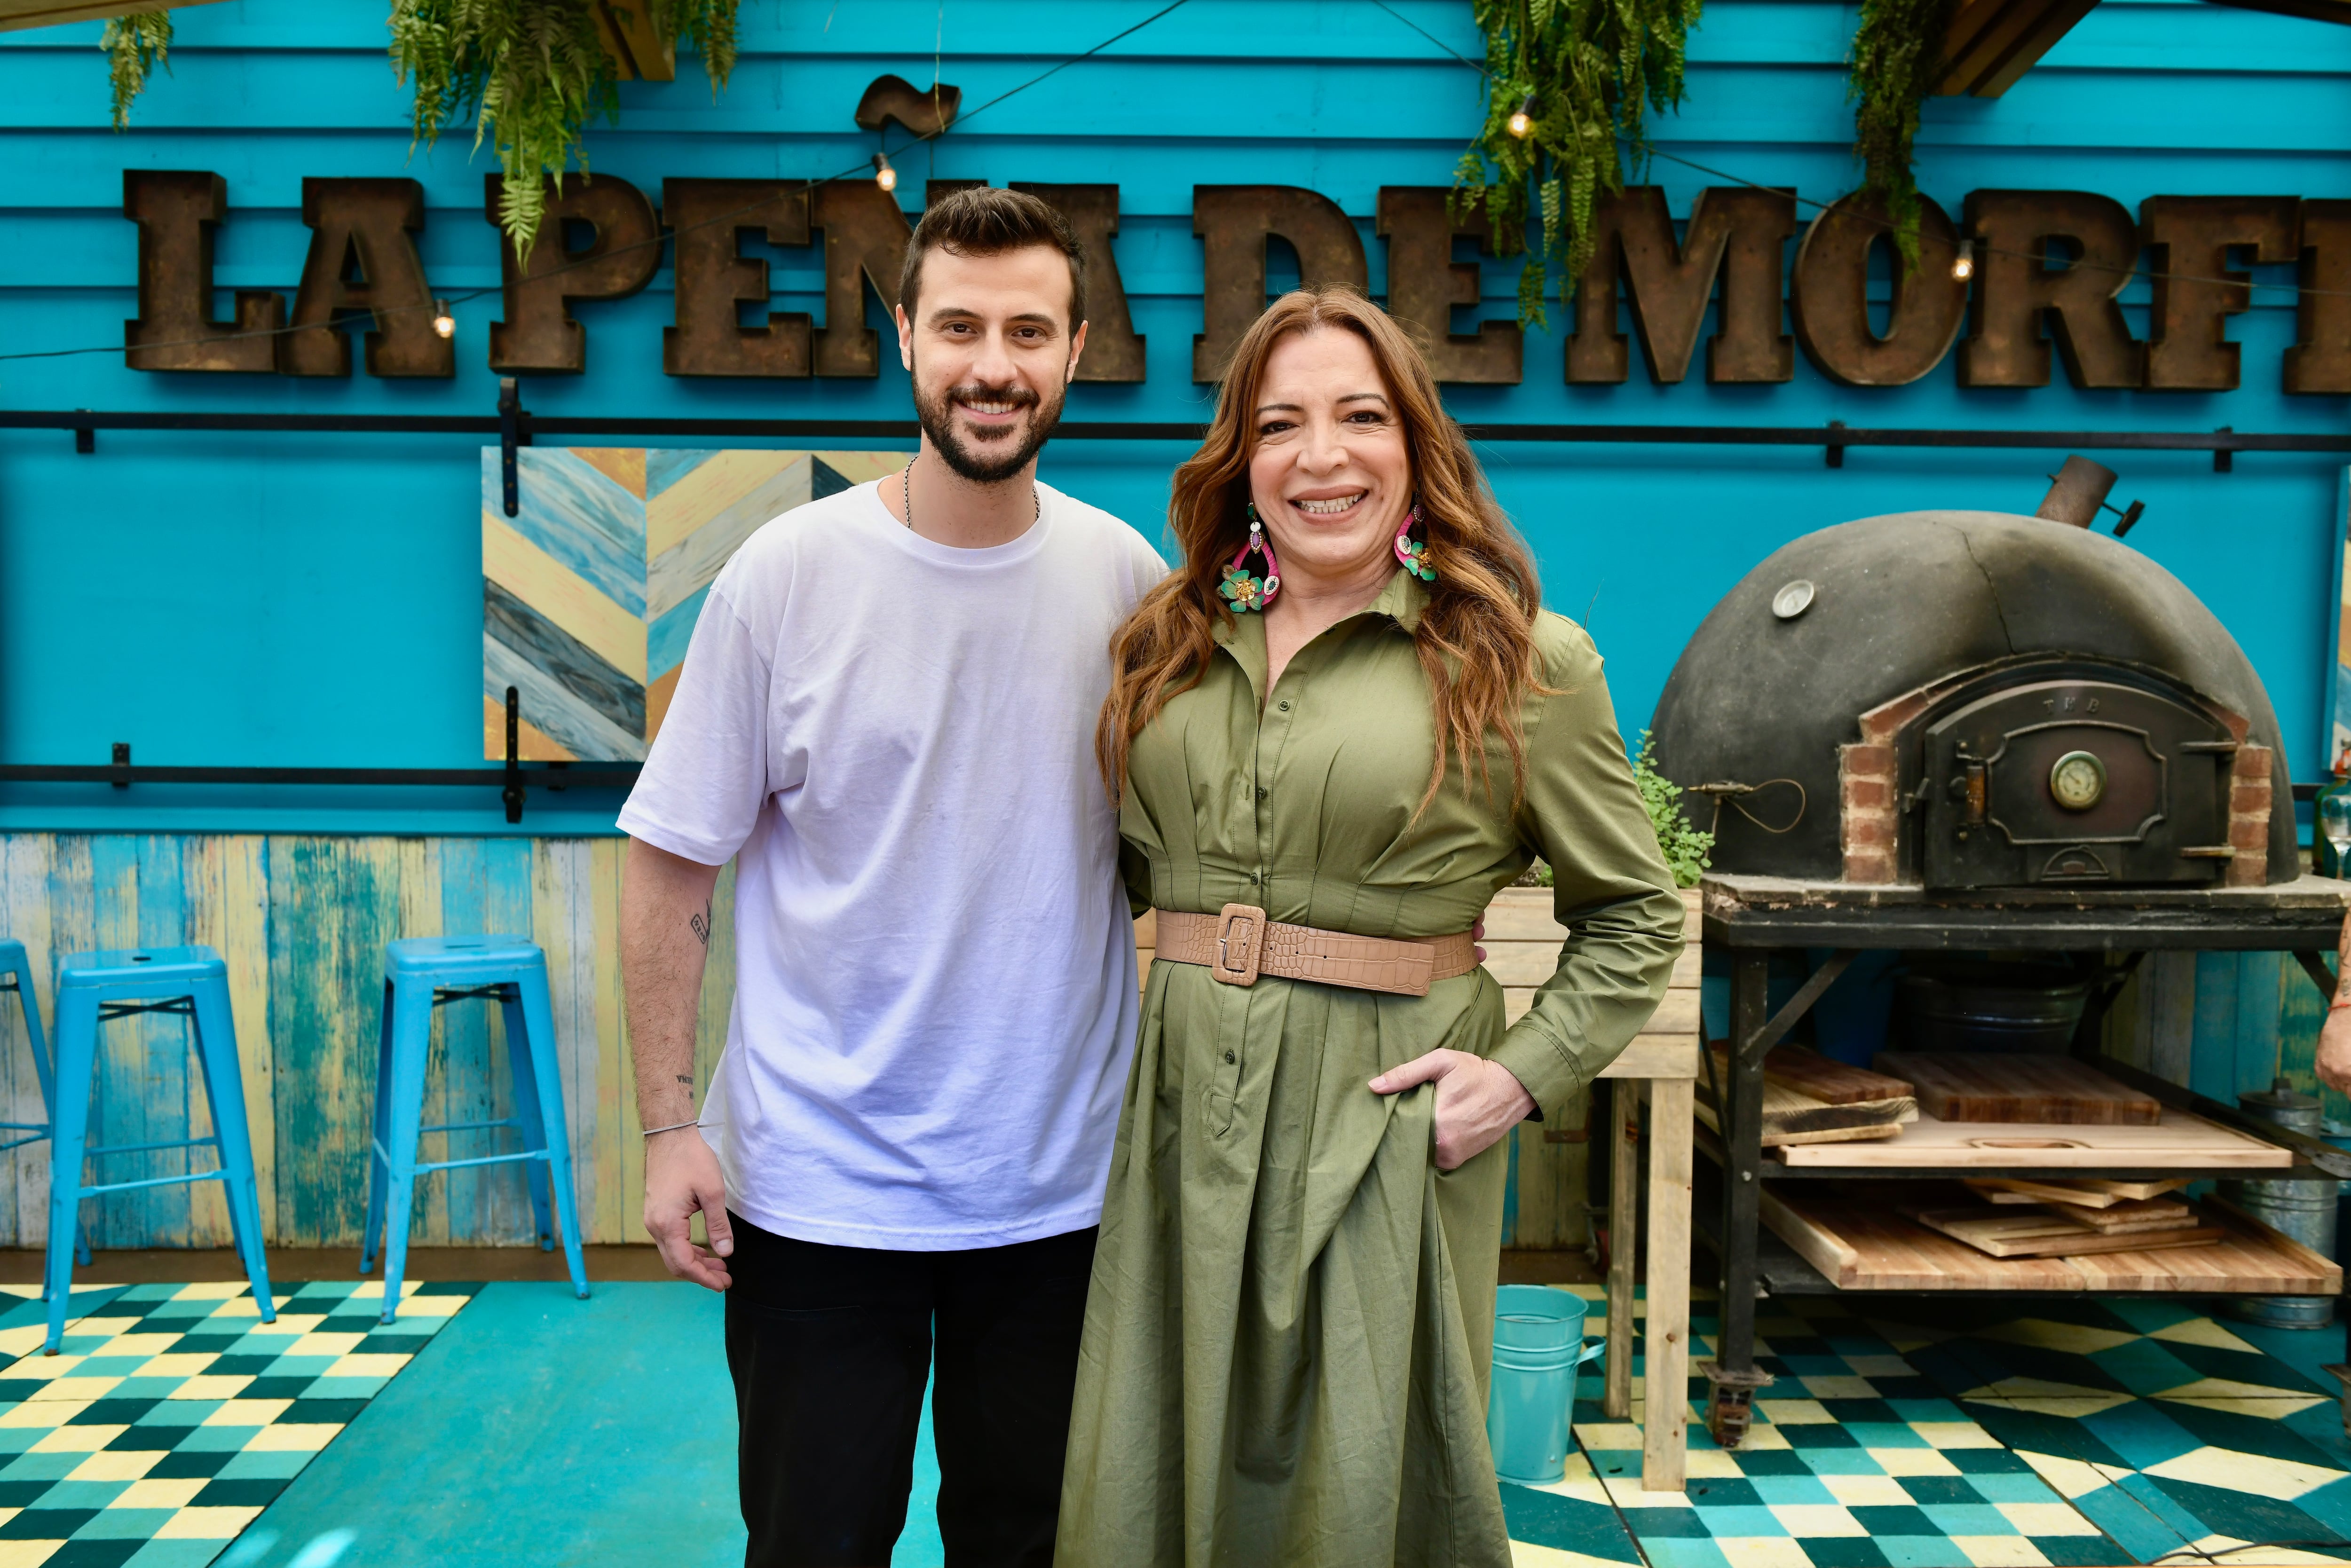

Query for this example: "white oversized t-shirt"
[617,480,1165,1250]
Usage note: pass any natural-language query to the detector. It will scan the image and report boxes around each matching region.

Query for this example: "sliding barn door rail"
[5,402,2348,478]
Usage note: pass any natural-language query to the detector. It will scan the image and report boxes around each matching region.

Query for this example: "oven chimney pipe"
[2035,456,2119,527]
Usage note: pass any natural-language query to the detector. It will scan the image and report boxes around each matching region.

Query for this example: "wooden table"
[1490,884,1699,1493]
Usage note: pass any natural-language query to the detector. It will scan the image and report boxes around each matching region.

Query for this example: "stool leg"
[43,990,98,1353]
[379,974,435,1324]
[499,990,555,1252]
[189,979,274,1324]
[360,979,395,1276]
[10,955,54,1136]
[517,965,587,1300]
[11,956,87,1269]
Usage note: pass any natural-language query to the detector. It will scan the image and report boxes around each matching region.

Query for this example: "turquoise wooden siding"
[0,1,2346,834]
[0,833,737,1248]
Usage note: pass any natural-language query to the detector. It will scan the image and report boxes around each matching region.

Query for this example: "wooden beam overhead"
[1937,0,2104,96]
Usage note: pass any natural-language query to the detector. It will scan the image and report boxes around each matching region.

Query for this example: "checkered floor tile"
[1498,1286,2351,1568]
[0,1279,473,1567]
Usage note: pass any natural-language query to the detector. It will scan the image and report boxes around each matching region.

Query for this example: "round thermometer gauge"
[2049,750,2106,812]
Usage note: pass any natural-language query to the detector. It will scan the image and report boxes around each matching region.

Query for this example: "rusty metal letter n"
[122,170,283,374]
[488,174,661,374]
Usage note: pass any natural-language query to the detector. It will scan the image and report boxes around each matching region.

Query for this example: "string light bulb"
[872,152,898,193]
[1506,95,1535,139]
[1951,239,1975,283]
[431,299,455,339]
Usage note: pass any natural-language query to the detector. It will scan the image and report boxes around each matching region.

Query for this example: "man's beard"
[912,372,1065,483]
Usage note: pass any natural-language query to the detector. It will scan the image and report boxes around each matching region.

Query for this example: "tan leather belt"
[1153,904,1477,998]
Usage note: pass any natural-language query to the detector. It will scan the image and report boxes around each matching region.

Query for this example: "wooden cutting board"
[1757,1047,1915,1106]
[1873,1052,2161,1125]
[1773,1110,2289,1169]
[1704,1053,1917,1144]
[1966,1175,2191,1208]
[1901,1205,2220,1258]
[2063,1197,2196,1232]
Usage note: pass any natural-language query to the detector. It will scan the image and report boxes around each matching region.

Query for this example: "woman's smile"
[1289,490,1368,518]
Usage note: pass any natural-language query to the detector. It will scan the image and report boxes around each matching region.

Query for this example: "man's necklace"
[901,457,1039,534]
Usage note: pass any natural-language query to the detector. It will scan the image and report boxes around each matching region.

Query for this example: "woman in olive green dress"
[1058,286,1685,1568]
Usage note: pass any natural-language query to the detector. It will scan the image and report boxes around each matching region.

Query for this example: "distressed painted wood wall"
[2104,949,2339,1119]
[0,834,736,1249]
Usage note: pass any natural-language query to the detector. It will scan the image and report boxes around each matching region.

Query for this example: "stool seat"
[365,935,586,1321]
[59,948,225,987]
[385,936,541,982]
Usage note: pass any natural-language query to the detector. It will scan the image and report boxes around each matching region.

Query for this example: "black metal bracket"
[2214,425,2234,474]
[2295,948,2339,1001]
[72,409,94,456]
[109,742,129,790]
[1824,420,1846,469]
[1737,949,1859,1061]
[498,378,531,518]
[503,686,525,824]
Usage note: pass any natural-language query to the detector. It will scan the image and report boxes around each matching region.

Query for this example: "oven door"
[1919,678,2235,889]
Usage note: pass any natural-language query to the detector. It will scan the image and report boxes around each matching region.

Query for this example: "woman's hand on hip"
[1369,1048,1536,1170]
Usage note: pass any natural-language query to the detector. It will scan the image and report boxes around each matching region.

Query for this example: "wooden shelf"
[1759,1185,2339,1294]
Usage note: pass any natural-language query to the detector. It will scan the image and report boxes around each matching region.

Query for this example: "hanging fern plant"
[100,10,173,130]
[1453,0,1704,327]
[1848,0,1957,271]
[391,0,740,258]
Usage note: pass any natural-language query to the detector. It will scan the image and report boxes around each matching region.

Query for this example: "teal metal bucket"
[1487,1284,1606,1486]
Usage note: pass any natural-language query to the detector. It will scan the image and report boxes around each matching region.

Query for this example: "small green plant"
[1452,0,1704,327]
[1632,729,1712,888]
[1848,0,1957,271]
[100,10,173,130]
[391,0,740,257]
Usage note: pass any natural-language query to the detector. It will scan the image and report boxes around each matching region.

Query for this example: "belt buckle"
[1211,902,1267,987]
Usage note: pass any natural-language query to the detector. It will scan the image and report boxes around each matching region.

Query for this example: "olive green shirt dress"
[1056,569,1687,1568]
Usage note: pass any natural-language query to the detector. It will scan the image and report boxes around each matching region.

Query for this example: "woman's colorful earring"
[1219,501,1281,611]
[1394,504,1436,583]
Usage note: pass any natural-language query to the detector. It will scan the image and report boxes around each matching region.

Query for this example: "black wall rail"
[8,402,2351,474]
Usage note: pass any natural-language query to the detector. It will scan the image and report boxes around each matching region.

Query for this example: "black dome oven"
[1650,501,2293,891]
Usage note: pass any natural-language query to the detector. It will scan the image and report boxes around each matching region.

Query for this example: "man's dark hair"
[898,186,1087,332]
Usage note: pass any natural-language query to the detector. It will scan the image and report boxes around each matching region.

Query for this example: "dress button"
[1278,701,1292,711]
[1256,787,1268,800]
[1249,872,1260,885]
[1224,1051,1237,1064]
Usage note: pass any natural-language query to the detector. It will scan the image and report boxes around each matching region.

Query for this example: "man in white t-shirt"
[616,187,1163,1568]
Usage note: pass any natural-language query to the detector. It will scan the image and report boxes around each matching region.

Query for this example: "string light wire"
[1369,0,2341,303]
[0,0,1195,368]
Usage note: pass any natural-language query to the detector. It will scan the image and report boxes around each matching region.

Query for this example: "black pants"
[724,1213,1097,1568]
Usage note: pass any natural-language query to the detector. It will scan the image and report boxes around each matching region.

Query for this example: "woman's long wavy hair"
[1097,285,1546,812]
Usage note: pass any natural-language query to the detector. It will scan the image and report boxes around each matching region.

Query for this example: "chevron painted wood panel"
[481,447,905,760]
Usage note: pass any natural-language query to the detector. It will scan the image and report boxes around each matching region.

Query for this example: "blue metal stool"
[47,946,274,1352]
[0,939,90,1275]
[361,936,588,1322]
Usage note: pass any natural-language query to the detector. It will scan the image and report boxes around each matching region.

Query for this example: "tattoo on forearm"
[690,904,710,947]
[675,1074,693,1088]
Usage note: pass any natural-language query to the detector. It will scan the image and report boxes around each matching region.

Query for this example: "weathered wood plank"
[269,836,405,1248]
[0,836,56,1246]
[183,835,270,1248]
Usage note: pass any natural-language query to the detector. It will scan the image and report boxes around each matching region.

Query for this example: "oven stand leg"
[1707,951,1775,1447]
